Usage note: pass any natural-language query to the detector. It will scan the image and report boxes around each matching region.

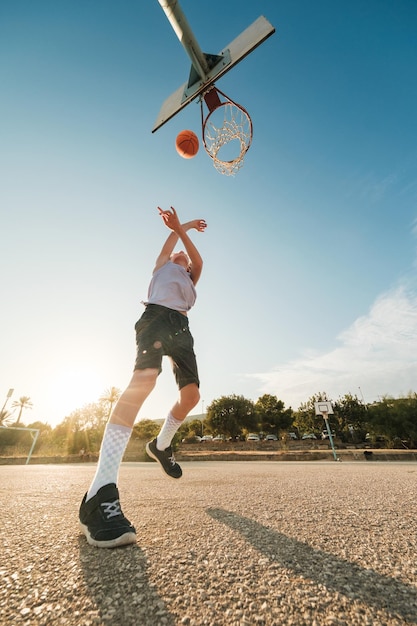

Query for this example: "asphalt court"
[1,461,416,625]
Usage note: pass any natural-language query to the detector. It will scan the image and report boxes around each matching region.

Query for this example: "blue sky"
[1,0,417,427]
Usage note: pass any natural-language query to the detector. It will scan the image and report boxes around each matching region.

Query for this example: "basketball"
[175,129,199,159]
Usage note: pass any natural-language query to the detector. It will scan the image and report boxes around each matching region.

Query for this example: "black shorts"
[134,304,200,390]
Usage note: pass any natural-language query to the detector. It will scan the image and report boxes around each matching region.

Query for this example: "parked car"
[301,433,317,440]
[264,434,278,441]
[200,435,213,442]
[247,433,260,441]
[212,435,225,441]
[282,432,298,440]
[365,433,387,443]
[181,435,201,443]
[321,430,336,440]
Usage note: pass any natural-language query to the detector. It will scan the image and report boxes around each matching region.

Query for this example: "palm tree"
[99,387,121,420]
[0,410,13,426]
[11,396,33,424]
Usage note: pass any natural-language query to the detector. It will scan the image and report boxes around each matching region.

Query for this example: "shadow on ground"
[207,507,417,624]
[78,537,175,626]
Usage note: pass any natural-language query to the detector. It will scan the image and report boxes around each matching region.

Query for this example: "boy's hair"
[170,251,191,268]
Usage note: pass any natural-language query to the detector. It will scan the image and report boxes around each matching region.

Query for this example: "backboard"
[152,15,275,133]
[314,401,334,416]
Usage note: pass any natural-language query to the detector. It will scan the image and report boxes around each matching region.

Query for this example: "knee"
[191,386,200,408]
[181,384,200,410]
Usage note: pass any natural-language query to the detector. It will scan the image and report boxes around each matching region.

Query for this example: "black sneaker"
[79,483,137,548]
[146,438,182,479]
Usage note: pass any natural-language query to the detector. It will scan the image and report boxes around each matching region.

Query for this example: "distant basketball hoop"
[314,401,340,462]
[314,401,334,417]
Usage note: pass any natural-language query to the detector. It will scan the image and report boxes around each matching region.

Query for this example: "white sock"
[86,423,132,501]
[156,412,183,450]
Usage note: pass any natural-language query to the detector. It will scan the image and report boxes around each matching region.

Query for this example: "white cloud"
[251,284,417,409]
[346,171,398,204]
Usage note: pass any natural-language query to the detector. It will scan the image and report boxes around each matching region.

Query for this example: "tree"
[294,392,331,436]
[367,394,417,446]
[11,396,33,424]
[187,418,204,438]
[0,410,13,426]
[255,394,293,435]
[0,411,18,453]
[51,402,108,454]
[99,387,122,420]
[26,420,52,433]
[175,418,204,442]
[133,419,160,441]
[333,393,368,441]
[205,395,256,439]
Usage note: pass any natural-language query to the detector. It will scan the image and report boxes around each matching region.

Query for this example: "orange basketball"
[175,129,199,159]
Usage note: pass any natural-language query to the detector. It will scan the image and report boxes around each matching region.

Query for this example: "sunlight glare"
[47,367,104,425]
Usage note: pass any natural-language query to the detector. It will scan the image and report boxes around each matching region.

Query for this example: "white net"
[202,99,252,176]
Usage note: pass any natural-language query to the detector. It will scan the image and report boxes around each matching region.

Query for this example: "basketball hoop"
[200,86,253,176]
[314,401,340,462]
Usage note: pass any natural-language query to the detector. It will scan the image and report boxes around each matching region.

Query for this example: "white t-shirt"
[146,261,197,312]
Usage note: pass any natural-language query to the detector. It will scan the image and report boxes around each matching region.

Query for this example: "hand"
[157,206,182,232]
[157,208,207,233]
[190,219,207,232]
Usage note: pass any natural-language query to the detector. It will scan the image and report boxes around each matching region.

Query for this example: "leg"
[156,383,200,449]
[146,383,200,479]
[146,312,200,478]
[110,368,159,427]
[171,382,201,421]
[87,368,158,498]
[79,368,159,548]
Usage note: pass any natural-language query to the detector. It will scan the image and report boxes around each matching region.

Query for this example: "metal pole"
[0,388,14,415]
[358,386,368,410]
[157,0,210,78]
[26,429,40,465]
[323,414,339,461]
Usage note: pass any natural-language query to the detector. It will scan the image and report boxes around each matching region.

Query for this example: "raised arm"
[153,207,207,284]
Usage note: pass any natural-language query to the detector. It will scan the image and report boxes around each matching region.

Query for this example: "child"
[79,206,207,547]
